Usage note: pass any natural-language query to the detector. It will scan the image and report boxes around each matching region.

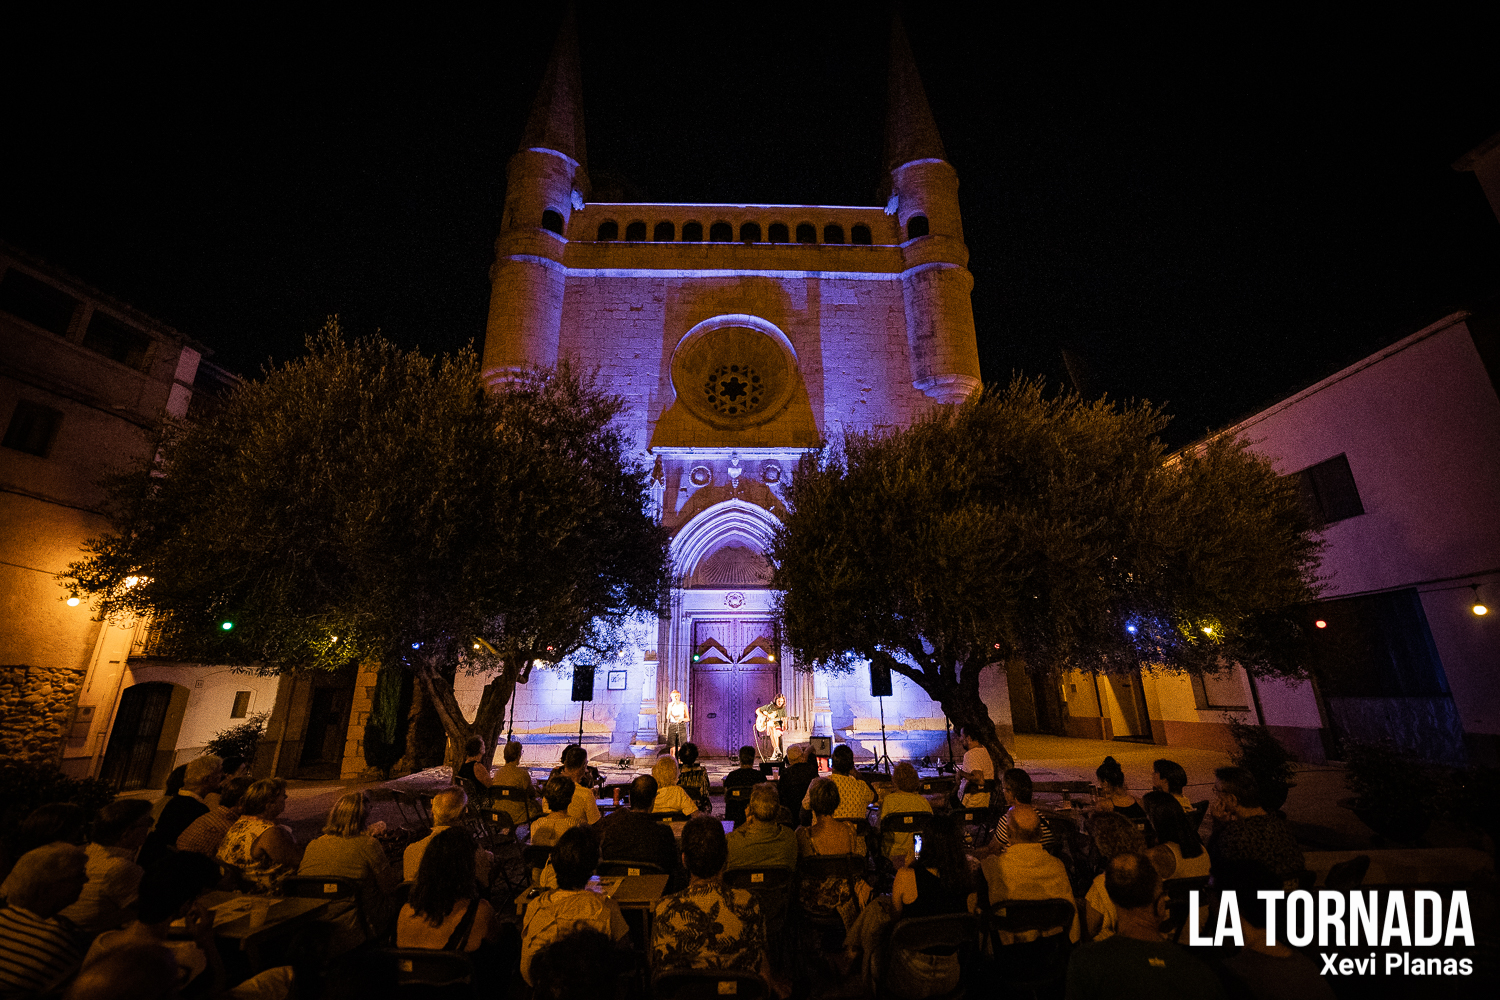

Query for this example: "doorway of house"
[297,683,352,778]
[689,618,780,758]
[1106,670,1154,741]
[100,682,174,791]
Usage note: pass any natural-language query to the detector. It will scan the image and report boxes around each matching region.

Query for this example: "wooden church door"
[689,619,779,758]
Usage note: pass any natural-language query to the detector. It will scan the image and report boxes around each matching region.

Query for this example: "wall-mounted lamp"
[66,597,80,607]
[1473,585,1488,617]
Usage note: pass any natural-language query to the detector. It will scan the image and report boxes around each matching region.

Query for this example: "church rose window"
[703,363,765,418]
[596,220,619,241]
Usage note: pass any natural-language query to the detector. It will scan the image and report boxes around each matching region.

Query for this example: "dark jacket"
[778,761,818,823]
[140,794,209,867]
[598,809,678,874]
[722,767,766,825]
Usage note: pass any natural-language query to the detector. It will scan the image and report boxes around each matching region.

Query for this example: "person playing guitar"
[754,694,789,761]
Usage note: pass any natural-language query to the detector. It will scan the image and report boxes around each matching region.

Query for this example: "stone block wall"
[0,663,81,767]
[339,664,381,781]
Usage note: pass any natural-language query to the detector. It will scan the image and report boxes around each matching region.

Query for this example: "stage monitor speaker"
[869,661,893,698]
[570,665,596,702]
[809,735,833,757]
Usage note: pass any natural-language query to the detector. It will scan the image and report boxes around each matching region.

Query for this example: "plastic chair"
[281,875,376,942]
[797,853,866,945]
[953,805,997,847]
[653,968,770,1000]
[878,912,981,1000]
[986,899,1074,996]
[724,785,753,823]
[723,867,796,937]
[878,811,935,837]
[387,948,476,996]
[919,777,956,798]
[489,786,533,835]
[1326,855,1371,891]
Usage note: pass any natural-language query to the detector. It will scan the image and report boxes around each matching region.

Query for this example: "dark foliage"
[0,762,115,843]
[1226,719,1296,813]
[204,712,268,764]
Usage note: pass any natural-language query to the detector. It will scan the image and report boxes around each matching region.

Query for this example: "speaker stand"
[941,714,957,774]
[874,695,894,774]
[578,700,586,746]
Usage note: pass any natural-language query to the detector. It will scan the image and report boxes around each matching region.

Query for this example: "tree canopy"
[63,325,670,758]
[770,378,1323,771]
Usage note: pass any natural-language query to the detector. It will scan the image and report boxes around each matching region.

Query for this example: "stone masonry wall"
[1,663,83,767]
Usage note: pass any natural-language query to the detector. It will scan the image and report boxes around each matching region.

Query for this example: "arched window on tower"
[740,222,762,243]
[851,224,872,245]
[626,220,647,241]
[768,222,789,243]
[682,221,704,241]
[542,209,565,235]
[709,221,733,242]
[795,223,817,244]
[906,215,929,239]
[823,224,845,244]
[654,221,675,242]
[596,220,619,241]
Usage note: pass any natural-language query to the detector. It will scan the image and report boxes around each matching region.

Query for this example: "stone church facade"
[461,13,1001,762]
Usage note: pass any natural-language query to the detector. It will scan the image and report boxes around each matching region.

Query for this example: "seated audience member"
[85,851,292,999]
[797,779,863,920]
[722,745,767,826]
[802,745,874,821]
[597,775,679,874]
[1213,860,1335,1000]
[177,773,253,858]
[651,755,700,817]
[1092,756,1148,829]
[956,727,994,807]
[520,826,628,985]
[529,927,622,1000]
[1064,853,1226,999]
[1143,791,1210,880]
[0,843,89,996]
[726,784,798,871]
[204,756,250,811]
[846,814,976,995]
[64,943,179,1000]
[986,768,1056,854]
[0,802,87,893]
[652,815,769,978]
[1206,767,1304,885]
[1152,758,1195,813]
[778,744,818,823]
[877,761,934,862]
[140,754,224,867]
[676,742,712,813]
[456,736,495,796]
[59,799,153,935]
[545,746,602,826]
[1081,812,1147,941]
[492,740,542,824]
[980,805,1079,942]
[298,790,400,952]
[397,827,500,976]
[218,777,302,893]
[149,765,188,825]
[403,786,495,886]
[530,776,581,854]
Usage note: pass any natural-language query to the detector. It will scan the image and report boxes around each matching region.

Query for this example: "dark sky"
[4,3,1497,446]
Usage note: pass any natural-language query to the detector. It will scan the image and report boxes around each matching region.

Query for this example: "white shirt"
[961,746,994,807]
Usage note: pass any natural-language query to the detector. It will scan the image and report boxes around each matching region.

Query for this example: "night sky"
[4,3,1497,447]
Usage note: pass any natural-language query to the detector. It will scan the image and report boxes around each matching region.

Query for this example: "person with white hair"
[140,754,224,867]
[649,755,699,817]
[725,784,796,871]
[0,843,89,995]
[403,787,494,886]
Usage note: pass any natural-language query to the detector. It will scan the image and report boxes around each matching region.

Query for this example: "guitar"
[754,708,786,735]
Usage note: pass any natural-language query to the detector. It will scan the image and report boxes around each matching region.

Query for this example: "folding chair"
[797,853,866,947]
[653,968,770,1000]
[986,899,1075,998]
[878,912,980,1000]
[281,875,377,942]
[723,867,796,940]
[598,859,668,877]
[489,785,534,838]
[387,948,476,997]
[724,785,753,825]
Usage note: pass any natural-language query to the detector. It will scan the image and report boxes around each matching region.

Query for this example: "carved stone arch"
[670,498,782,582]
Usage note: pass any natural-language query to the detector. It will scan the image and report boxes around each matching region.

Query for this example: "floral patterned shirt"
[651,878,765,975]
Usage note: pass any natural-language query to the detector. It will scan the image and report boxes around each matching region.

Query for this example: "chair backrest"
[599,859,667,877]
[888,912,981,955]
[879,811,934,836]
[387,948,475,988]
[953,806,994,826]
[655,811,690,823]
[919,777,955,796]
[987,898,1075,938]
[1163,875,1210,900]
[491,786,528,803]
[725,786,753,804]
[723,867,796,892]
[522,844,553,872]
[453,773,484,801]
[654,968,769,1000]
[797,853,864,884]
[1326,855,1371,891]
[281,875,361,901]
[1190,800,1210,833]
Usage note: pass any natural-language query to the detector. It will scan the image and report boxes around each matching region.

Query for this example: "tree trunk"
[412,656,518,769]
[945,664,1015,774]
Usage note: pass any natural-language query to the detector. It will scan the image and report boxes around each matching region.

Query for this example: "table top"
[194,891,330,946]
[667,819,735,840]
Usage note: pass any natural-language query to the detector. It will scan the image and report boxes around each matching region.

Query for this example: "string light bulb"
[1315,620,1327,629]
[1473,585,1488,617]
[66,597,80,607]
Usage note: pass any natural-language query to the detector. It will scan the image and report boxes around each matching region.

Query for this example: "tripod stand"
[873,695,894,774]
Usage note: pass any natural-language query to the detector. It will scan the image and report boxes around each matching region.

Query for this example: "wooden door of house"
[100,682,172,791]
[689,619,779,758]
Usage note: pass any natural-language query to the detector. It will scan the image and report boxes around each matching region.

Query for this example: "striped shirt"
[991,812,1056,851]
[176,805,235,857]
[0,905,83,997]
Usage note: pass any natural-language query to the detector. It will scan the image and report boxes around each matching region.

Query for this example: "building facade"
[465,13,1006,762]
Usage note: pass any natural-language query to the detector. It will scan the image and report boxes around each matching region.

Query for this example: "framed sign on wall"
[607,670,627,691]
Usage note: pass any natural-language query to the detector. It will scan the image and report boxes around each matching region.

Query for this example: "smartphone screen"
[913,833,923,855]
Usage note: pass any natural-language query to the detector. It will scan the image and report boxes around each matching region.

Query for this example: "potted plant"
[1340,737,1433,845]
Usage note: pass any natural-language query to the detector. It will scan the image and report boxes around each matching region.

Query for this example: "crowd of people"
[0,731,1329,1000]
